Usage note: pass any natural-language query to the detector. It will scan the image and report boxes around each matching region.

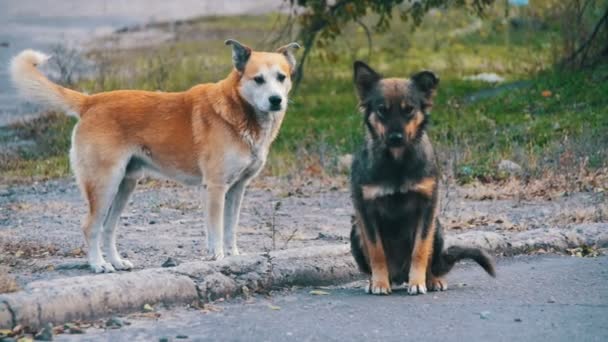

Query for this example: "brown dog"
[10,40,300,273]
[349,61,495,295]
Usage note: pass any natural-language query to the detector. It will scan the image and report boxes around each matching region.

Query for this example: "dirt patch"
[0,266,20,294]
[0,176,606,290]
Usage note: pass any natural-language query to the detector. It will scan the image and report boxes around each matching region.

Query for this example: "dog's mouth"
[269,104,283,112]
[386,140,404,148]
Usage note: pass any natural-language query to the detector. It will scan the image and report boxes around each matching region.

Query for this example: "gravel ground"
[1,176,606,289]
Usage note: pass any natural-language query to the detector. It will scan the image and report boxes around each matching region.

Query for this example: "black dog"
[349,61,495,295]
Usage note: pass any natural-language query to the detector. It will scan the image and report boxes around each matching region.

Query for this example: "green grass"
[2,6,607,183]
[0,113,75,182]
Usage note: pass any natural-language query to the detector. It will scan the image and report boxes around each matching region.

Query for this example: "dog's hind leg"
[102,175,137,270]
[76,160,129,273]
[223,179,247,256]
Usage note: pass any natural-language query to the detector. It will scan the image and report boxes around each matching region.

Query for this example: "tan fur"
[356,212,391,295]
[408,209,437,294]
[412,177,436,199]
[10,44,297,272]
[405,111,424,140]
[360,177,436,201]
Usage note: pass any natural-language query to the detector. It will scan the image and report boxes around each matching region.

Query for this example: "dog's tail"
[10,49,87,117]
[432,246,496,278]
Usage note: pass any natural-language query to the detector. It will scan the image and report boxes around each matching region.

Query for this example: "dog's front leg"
[224,179,247,256]
[358,212,391,295]
[408,206,437,295]
[205,183,228,260]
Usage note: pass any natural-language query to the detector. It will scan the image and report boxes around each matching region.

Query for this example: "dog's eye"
[403,105,415,116]
[277,73,286,83]
[254,76,265,85]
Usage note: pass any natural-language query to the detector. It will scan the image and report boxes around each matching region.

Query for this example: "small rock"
[149,220,157,225]
[0,189,12,196]
[12,325,23,335]
[242,285,250,299]
[162,257,179,268]
[479,311,491,320]
[105,316,125,329]
[176,335,188,339]
[514,318,522,322]
[0,42,10,48]
[547,296,556,303]
[463,73,505,83]
[159,338,170,342]
[35,323,54,341]
[498,160,523,176]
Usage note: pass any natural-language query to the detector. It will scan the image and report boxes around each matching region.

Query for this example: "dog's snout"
[269,95,282,106]
[387,132,404,145]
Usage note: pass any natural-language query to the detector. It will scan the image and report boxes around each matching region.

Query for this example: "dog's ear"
[354,61,381,101]
[411,70,439,106]
[276,42,301,76]
[225,39,252,73]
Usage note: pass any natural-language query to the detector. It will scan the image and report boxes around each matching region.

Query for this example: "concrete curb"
[0,245,358,330]
[1,224,607,329]
[446,223,608,255]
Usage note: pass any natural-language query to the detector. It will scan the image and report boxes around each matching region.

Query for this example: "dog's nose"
[269,96,282,107]
[387,132,404,145]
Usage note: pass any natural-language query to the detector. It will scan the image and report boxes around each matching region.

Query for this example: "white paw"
[408,283,427,295]
[428,278,448,292]
[366,280,391,295]
[90,261,116,273]
[225,246,240,256]
[110,258,134,270]
[204,249,225,261]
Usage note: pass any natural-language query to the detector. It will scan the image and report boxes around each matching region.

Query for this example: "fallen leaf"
[309,290,330,296]
[541,90,552,97]
[267,304,281,310]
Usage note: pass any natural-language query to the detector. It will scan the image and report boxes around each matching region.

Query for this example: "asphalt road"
[59,255,608,341]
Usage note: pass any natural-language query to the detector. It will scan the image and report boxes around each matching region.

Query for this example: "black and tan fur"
[349,61,495,295]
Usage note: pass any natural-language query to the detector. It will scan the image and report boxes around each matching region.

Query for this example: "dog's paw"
[225,246,240,256]
[203,250,225,261]
[366,279,391,295]
[110,258,134,271]
[408,282,427,295]
[90,261,116,273]
[428,277,448,292]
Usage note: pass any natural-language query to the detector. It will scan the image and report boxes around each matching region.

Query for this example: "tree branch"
[355,18,373,61]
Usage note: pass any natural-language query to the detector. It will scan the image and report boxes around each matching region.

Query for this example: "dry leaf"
[267,304,281,310]
[309,290,330,295]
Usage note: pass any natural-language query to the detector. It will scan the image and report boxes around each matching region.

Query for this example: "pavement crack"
[2,300,17,329]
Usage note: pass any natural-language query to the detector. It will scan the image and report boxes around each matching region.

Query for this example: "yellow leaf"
[267,304,281,310]
[309,290,330,295]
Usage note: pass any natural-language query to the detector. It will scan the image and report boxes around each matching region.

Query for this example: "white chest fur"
[234,110,284,182]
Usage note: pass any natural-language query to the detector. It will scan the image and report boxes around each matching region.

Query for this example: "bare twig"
[564,5,608,67]
[355,18,373,61]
